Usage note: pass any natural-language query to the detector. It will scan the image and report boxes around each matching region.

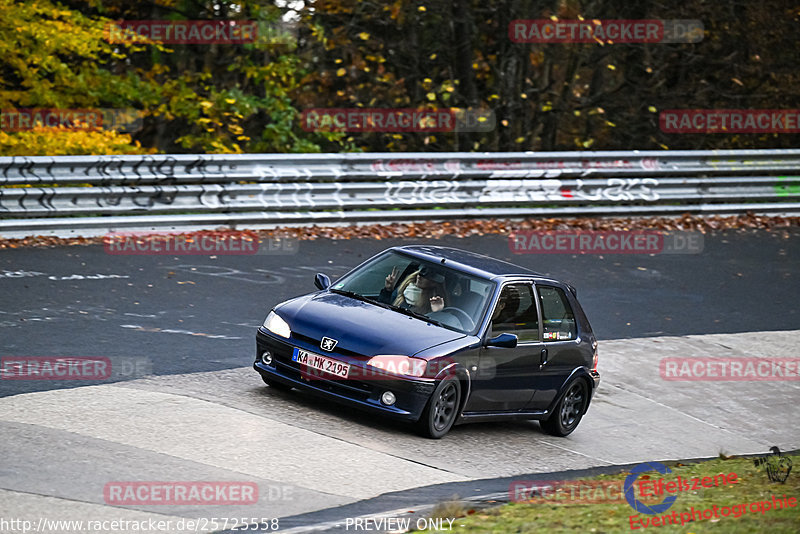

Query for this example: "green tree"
[0,0,152,154]
[0,0,354,155]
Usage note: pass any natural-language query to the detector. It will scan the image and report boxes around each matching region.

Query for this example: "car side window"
[490,283,539,342]
[538,285,577,341]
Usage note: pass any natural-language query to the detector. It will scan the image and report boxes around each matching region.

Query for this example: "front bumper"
[254,328,435,422]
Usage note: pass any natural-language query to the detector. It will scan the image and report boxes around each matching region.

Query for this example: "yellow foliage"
[0,128,153,156]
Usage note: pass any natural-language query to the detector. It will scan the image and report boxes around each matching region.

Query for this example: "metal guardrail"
[1,150,799,236]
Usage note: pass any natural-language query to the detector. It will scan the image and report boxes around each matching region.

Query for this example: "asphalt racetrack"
[1,229,798,532]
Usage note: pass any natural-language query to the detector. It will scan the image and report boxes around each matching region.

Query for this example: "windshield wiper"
[329,288,387,308]
[385,303,445,327]
[329,287,370,301]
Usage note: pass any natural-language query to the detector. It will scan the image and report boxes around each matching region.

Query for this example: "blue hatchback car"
[254,245,600,438]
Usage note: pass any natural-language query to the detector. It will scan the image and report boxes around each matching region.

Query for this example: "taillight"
[591,340,598,372]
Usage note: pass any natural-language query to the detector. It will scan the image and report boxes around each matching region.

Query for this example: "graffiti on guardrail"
[370,159,463,177]
[0,155,236,183]
[1,152,799,232]
[571,178,660,201]
[1,152,797,185]
[1,177,666,215]
[369,157,662,177]
[479,178,660,202]
[5,176,799,215]
[476,158,660,170]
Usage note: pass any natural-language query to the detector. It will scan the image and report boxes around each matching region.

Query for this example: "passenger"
[380,265,446,315]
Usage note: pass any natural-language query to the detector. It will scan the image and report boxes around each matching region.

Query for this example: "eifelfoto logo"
[753,447,793,483]
[320,337,338,351]
[624,462,678,514]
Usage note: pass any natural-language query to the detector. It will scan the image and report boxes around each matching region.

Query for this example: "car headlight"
[263,311,291,338]
[367,355,427,378]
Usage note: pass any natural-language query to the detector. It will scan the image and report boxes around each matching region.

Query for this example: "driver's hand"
[385,265,400,290]
[430,295,444,312]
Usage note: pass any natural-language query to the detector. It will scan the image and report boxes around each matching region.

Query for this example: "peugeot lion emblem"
[320,337,338,351]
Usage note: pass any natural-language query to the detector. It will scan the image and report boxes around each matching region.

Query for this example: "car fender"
[545,367,596,417]
[432,361,472,418]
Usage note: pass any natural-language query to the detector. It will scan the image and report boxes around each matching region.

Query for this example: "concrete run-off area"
[0,329,797,532]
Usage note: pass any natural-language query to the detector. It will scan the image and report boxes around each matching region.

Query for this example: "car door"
[466,282,546,412]
[522,283,583,411]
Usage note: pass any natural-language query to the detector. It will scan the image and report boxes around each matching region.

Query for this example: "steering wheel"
[440,307,475,331]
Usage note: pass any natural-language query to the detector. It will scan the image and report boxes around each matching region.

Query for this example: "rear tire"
[261,374,291,392]
[540,378,588,437]
[418,377,461,439]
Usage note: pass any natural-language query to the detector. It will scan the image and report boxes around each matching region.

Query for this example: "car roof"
[392,245,543,280]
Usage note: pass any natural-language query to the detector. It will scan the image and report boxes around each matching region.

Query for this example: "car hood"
[275,292,465,358]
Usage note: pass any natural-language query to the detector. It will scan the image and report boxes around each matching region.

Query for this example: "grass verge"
[420,452,799,533]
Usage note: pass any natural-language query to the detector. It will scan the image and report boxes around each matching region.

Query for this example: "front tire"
[540,378,588,437]
[418,377,461,439]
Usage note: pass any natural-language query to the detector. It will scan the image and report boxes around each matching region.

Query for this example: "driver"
[379,265,446,315]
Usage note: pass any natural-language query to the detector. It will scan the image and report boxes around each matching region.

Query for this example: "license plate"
[292,348,350,378]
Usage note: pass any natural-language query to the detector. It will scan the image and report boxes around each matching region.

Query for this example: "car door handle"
[540,348,548,366]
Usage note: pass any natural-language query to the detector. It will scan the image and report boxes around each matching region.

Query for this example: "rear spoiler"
[567,284,578,297]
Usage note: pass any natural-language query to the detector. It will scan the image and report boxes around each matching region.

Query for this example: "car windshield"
[331,251,494,334]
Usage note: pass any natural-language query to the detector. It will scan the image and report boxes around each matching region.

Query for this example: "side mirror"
[314,273,331,290]
[485,333,518,348]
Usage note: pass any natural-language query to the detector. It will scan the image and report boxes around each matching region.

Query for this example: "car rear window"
[538,285,577,341]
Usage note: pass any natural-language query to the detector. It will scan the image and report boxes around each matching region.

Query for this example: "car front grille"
[292,332,364,359]
[258,332,374,401]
